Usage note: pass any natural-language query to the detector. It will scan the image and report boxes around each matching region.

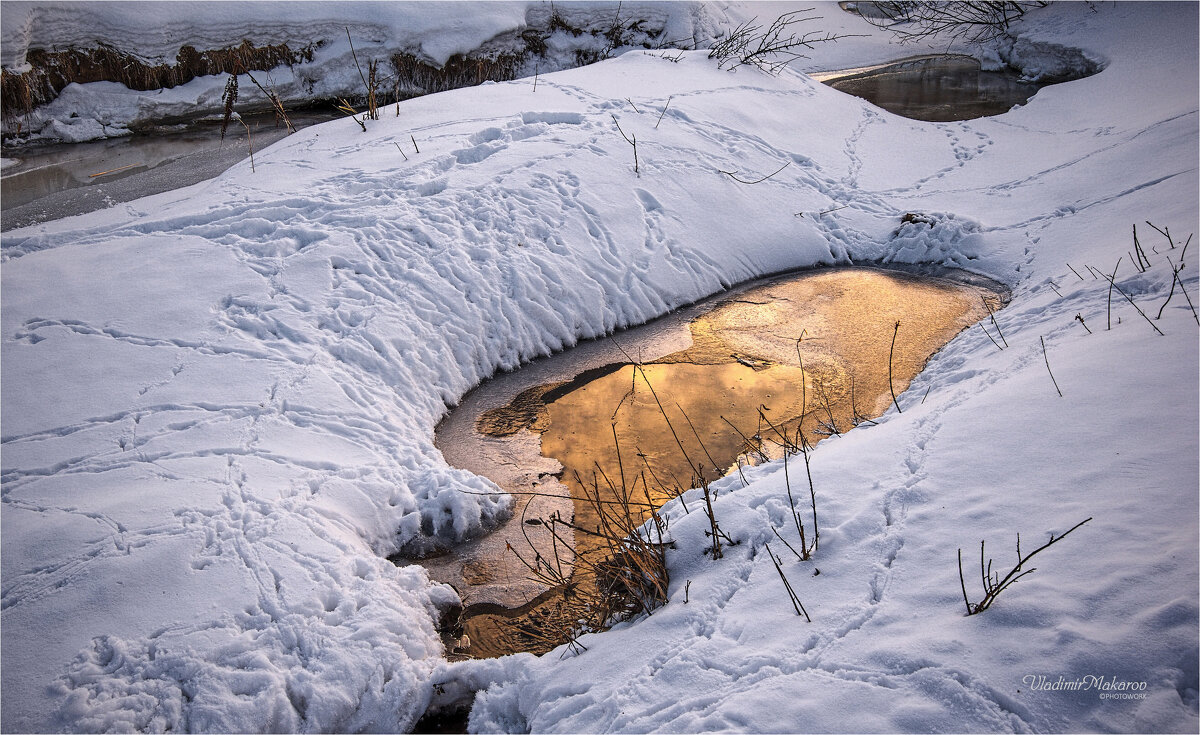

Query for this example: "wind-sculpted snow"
[2,2,1198,733]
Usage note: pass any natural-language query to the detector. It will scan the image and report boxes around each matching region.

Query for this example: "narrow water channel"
[421,266,1007,658]
[1,111,333,230]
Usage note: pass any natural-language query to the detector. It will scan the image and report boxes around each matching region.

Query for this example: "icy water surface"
[1,112,332,230]
[426,266,1007,658]
[813,55,1045,122]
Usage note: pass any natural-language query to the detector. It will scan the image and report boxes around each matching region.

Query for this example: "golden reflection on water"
[464,267,1002,657]
[541,268,993,510]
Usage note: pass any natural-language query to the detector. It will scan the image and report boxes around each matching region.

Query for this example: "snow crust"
[2,2,1197,733]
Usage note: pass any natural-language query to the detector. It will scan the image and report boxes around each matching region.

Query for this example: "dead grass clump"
[390,50,526,99]
[498,458,671,657]
[3,40,315,119]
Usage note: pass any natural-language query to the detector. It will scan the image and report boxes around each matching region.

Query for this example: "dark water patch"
[817,55,1045,122]
[1,111,332,230]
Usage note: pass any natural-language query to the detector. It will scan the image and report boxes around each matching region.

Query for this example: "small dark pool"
[816,55,1045,122]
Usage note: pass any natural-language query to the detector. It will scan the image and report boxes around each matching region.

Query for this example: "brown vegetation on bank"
[2,40,317,119]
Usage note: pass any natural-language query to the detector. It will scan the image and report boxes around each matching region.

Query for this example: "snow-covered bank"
[1,1,729,144]
[2,2,1196,733]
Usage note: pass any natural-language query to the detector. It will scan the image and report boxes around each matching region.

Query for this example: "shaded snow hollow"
[1,2,1197,733]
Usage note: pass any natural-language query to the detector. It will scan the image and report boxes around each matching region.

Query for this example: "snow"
[2,1,1197,733]
[1,1,729,144]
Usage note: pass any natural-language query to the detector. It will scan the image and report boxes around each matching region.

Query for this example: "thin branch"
[1040,336,1063,398]
[960,517,1091,615]
[982,296,1007,348]
[958,548,971,616]
[236,117,255,172]
[655,95,672,129]
[1145,220,1174,248]
[888,320,902,413]
[1106,257,1122,330]
[236,65,295,133]
[611,114,639,175]
[718,161,790,185]
[764,542,810,621]
[346,27,373,117]
[979,322,1003,351]
[1102,271,1166,336]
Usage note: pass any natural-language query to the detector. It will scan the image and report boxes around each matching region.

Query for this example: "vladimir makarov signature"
[1023,675,1148,698]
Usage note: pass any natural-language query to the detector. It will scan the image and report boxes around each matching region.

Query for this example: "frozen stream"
[0,111,332,230]
[424,265,1007,658]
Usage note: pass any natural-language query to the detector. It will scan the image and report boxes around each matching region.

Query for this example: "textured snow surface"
[2,2,1197,733]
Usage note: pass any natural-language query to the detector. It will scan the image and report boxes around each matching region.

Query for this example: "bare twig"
[1160,243,1198,324]
[958,517,1091,614]
[1040,336,1062,397]
[335,98,366,132]
[765,542,811,621]
[611,115,639,175]
[982,296,1007,348]
[236,117,255,172]
[1106,257,1121,330]
[889,321,902,413]
[1145,220,1174,248]
[238,66,295,133]
[719,161,790,185]
[709,10,852,74]
[655,95,672,129]
[1102,271,1166,336]
[979,322,1003,351]
[345,28,378,120]
[1132,224,1151,272]
[861,1,1048,44]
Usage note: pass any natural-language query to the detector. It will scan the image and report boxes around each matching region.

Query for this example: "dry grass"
[3,40,313,121]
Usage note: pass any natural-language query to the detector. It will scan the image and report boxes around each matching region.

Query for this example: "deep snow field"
[2,2,1197,733]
